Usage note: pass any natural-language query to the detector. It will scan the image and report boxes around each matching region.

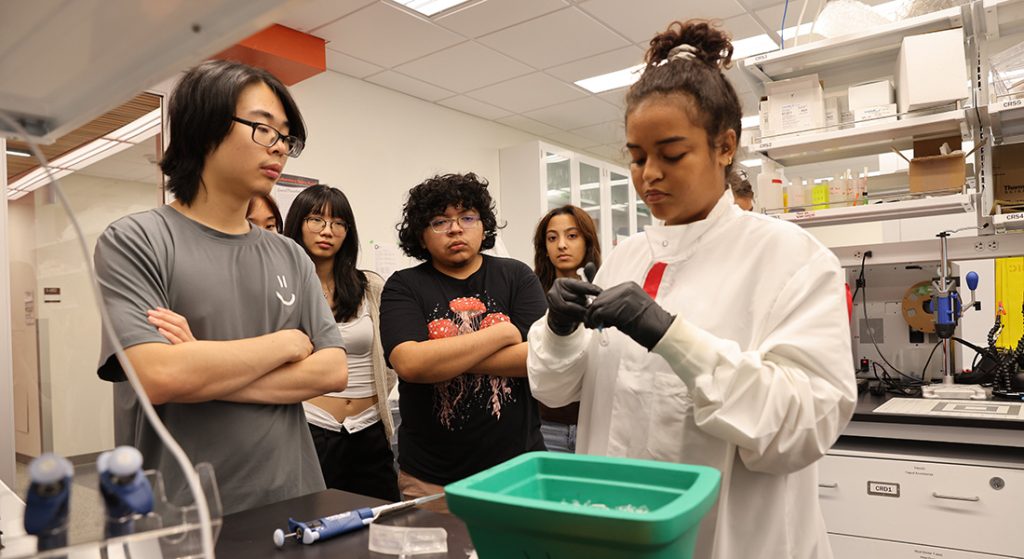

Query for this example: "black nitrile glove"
[546,278,602,336]
[583,282,675,350]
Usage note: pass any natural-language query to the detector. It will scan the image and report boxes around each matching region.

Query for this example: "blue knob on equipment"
[24,453,73,552]
[98,446,154,538]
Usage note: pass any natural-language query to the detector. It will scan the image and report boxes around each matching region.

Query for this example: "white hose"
[0,112,216,559]
[794,0,812,46]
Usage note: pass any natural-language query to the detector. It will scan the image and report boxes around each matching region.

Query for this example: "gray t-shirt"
[94,204,344,515]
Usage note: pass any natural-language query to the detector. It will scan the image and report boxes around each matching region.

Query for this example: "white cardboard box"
[763,74,825,136]
[848,80,894,111]
[896,28,968,115]
[853,104,898,128]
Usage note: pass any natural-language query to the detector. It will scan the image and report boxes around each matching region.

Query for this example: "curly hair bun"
[645,20,734,70]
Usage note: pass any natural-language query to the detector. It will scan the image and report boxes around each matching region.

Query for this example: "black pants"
[308,421,401,502]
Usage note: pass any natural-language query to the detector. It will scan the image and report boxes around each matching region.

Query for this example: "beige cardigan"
[364,271,398,441]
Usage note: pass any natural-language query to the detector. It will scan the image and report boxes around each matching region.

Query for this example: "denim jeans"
[540,420,577,453]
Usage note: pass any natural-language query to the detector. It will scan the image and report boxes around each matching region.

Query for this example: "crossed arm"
[388,320,527,384]
[128,308,347,405]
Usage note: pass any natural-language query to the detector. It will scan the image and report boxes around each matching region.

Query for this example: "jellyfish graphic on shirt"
[426,296,516,430]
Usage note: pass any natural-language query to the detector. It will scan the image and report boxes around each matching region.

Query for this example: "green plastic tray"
[445,451,721,559]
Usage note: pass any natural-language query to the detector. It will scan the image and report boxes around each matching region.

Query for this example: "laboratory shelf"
[742,6,964,83]
[752,109,967,167]
[775,191,975,226]
[982,0,1024,39]
[987,95,1024,142]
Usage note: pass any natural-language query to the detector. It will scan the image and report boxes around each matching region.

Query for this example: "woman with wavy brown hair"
[531,205,601,453]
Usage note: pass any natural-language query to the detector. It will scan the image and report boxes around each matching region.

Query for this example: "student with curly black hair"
[380,172,547,513]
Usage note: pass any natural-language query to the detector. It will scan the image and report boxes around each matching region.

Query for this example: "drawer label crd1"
[867,481,901,498]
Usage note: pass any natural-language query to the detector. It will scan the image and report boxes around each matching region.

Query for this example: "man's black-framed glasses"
[232,117,304,158]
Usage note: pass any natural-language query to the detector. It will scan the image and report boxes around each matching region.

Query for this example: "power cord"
[857,251,912,378]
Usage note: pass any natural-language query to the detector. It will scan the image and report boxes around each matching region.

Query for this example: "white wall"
[9,195,40,458]
[0,138,15,486]
[284,71,536,271]
[10,174,160,458]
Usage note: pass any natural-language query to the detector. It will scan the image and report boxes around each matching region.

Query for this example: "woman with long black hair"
[282,184,400,501]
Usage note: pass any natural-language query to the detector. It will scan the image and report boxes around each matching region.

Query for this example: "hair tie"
[658,44,699,66]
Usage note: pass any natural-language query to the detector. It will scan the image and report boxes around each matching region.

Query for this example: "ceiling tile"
[545,46,645,83]
[438,95,513,120]
[436,0,568,38]
[598,88,628,110]
[467,72,586,113]
[365,71,455,102]
[545,129,602,150]
[744,0,790,12]
[316,2,464,68]
[326,48,384,78]
[496,114,562,136]
[571,120,625,146]
[578,0,746,43]
[524,96,621,130]
[478,7,629,69]
[722,12,772,41]
[277,0,375,32]
[395,42,533,92]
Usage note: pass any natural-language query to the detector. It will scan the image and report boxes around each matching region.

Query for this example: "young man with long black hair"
[94,60,347,514]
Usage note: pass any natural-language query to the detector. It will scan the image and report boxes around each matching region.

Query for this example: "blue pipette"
[272,493,444,547]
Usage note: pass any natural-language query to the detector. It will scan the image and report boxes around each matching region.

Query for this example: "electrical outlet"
[975,241,986,252]
[988,240,999,251]
[853,251,863,260]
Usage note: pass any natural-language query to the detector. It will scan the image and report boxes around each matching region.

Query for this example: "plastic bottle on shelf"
[756,171,784,212]
[812,180,830,210]
[830,172,847,208]
[859,167,870,205]
[789,177,806,210]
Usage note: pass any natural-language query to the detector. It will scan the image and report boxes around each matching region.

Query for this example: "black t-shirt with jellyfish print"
[380,254,547,485]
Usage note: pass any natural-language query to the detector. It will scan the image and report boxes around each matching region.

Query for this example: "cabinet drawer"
[818,454,1023,557]
[830,533,1015,559]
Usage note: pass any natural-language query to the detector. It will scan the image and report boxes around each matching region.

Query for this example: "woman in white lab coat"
[526,20,856,559]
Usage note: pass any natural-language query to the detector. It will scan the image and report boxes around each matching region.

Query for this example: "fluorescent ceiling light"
[8,109,162,198]
[740,158,762,168]
[392,0,474,16]
[575,64,645,94]
[6,148,31,158]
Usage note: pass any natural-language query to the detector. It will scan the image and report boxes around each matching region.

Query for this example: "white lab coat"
[528,191,856,559]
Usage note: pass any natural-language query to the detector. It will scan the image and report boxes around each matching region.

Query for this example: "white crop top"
[327,305,374,399]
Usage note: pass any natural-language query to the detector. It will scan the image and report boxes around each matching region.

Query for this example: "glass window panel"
[579,162,601,235]
[545,152,571,210]
[610,171,629,246]
[637,199,652,232]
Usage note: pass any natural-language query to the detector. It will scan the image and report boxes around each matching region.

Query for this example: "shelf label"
[867,481,900,498]
[757,141,773,150]
[1000,98,1024,110]
[792,211,815,220]
[752,53,769,63]
[1004,212,1024,222]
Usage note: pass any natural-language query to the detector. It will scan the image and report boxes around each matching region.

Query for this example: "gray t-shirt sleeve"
[294,254,345,352]
[94,218,171,381]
